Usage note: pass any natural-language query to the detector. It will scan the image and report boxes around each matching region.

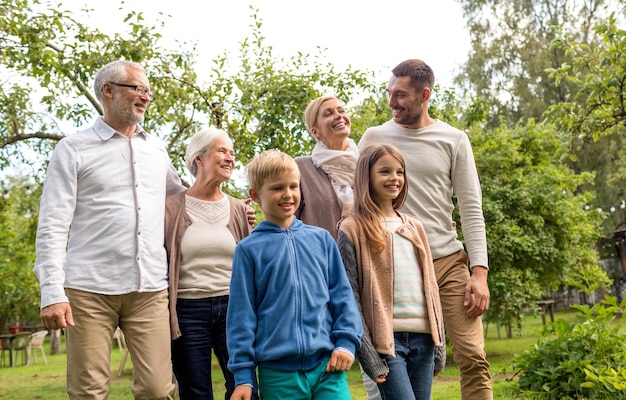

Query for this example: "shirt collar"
[94,117,147,140]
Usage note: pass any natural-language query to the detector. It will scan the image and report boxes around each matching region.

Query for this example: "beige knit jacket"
[337,212,445,379]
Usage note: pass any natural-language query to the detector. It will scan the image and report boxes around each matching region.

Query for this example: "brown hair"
[392,59,435,93]
[352,144,408,252]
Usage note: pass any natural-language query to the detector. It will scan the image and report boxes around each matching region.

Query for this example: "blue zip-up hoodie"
[227,218,363,386]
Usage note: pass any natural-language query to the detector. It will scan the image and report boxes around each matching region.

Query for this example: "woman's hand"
[374,374,388,383]
[244,198,257,226]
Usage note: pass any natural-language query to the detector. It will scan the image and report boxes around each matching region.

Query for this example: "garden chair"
[28,330,48,365]
[1,332,32,367]
[113,327,126,349]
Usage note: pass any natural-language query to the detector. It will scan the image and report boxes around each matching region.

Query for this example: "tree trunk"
[50,329,61,355]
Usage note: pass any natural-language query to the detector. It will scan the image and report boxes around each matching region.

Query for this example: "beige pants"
[65,288,175,400]
[435,250,493,400]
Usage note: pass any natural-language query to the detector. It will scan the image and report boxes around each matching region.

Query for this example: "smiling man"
[358,59,493,400]
[34,60,184,399]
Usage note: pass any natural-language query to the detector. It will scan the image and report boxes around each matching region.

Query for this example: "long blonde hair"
[352,144,407,252]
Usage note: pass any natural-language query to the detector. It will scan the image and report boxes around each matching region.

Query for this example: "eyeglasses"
[108,82,155,100]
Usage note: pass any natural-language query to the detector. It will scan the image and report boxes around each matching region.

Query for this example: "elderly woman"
[295,95,359,239]
[164,127,257,400]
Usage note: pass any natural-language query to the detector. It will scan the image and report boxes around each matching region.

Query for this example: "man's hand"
[230,385,252,400]
[326,349,354,372]
[40,302,75,330]
[244,198,257,226]
[464,266,490,319]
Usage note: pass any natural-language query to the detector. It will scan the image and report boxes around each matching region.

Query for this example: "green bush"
[511,296,626,399]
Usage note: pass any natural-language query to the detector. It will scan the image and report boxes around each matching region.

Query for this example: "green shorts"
[258,355,351,400]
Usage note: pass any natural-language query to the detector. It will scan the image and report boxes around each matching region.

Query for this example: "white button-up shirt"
[34,117,185,308]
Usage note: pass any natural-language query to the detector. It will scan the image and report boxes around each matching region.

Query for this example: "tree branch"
[0,131,65,149]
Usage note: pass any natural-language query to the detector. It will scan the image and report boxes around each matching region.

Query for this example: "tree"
[545,8,626,142]
[470,119,605,334]
[543,5,626,238]
[453,0,623,128]
[454,0,626,300]
[0,177,40,333]
[199,11,377,168]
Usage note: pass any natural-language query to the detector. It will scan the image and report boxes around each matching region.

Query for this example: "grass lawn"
[0,310,578,399]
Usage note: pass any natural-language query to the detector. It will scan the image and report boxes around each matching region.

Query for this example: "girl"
[337,143,445,400]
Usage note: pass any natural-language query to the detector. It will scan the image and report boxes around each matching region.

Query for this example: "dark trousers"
[172,295,257,400]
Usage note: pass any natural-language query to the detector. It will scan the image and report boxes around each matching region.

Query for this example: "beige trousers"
[434,250,493,400]
[65,288,175,400]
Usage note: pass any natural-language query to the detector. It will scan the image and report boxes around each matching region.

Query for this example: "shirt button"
[137,231,141,236]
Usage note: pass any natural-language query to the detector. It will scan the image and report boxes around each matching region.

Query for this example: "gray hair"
[94,60,146,104]
[185,127,232,177]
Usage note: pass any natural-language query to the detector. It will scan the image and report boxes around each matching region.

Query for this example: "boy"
[227,150,363,400]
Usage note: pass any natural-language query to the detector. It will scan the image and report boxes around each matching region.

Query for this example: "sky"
[58,0,472,88]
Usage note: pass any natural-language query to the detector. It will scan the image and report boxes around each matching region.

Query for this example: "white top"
[384,217,430,334]
[359,119,488,268]
[178,195,236,298]
[34,117,184,308]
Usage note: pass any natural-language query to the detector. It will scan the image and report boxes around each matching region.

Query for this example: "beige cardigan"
[337,212,444,379]
[164,190,252,340]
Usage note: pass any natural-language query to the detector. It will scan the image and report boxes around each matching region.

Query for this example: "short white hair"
[94,60,145,104]
[185,127,232,177]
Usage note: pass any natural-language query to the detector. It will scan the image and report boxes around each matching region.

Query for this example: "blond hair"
[304,95,339,136]
[245,149,299,191]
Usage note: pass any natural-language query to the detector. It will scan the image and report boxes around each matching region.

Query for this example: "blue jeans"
[172,296,258,400]
[378,332,435,400]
